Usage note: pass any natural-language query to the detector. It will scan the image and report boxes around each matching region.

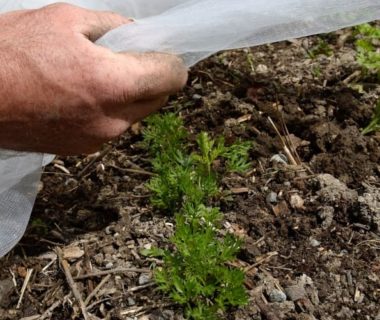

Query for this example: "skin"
[0,3,188,155]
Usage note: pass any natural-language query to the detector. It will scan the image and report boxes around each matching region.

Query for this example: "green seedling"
[142,112,187,159]
[144,205,248,320]
[223,140,253,173]
[362,100,380,135]
[355,24,380,77]
[192,132,225,175]
[306,38,333,59]
[142,113,250,319]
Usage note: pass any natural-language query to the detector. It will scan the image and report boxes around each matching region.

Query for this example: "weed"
[355,24,380,77]
[306,38,333,59]
[362,100,380,135]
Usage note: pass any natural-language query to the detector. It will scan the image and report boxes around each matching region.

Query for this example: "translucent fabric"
[0,0,379,257]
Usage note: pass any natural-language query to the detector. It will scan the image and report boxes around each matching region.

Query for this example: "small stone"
[290,194,305,210]
[128,297,136,306]
[103,245,114,255]
[93,253,104,265]
[266,192,278,204]
[0,278,14,307]
[105,262,113,269]
[256,64,268,74]
[192,94,202,100]
[285,284,307,301]
[138,273,151,285]
[268,289,287,303]
[160,310,175,319]
[319,206,335,229]
[270,154,288,165]
[310,238,321,247]
[63,246,84,260]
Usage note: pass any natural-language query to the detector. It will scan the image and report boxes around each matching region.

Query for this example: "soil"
[1,29,379,320]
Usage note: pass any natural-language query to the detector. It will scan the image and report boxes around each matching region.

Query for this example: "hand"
[0,4,187,155]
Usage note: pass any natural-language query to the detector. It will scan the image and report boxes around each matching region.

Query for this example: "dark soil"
[1,29,379,320]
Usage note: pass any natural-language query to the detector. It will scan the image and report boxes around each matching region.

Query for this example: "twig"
[57,248,90,320]
[244,251,278,272]
[108,164,156,177]
[53,164,71,175]
[38,293,71,320]
[20,316,40,320]
[268,116,298,166]
[78,146,112,178]
[74,267,151,280]
[127,281,155,293]
[17,268,33,309]
[84,274,111,306]
[120,302,176,316]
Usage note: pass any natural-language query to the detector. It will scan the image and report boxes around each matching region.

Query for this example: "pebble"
[128,297,136,306]
[270,154,288,165]
[0,278,14,307]
[310,238,321,247]
[268,289,287,303]
[192,94,202,100]
[285,284,307,301]
[105,262,114,269]
[290,194,305,210]
[255,64,268,74]
[160,310,175,320]
[103,245,114,255]
[266,191,278,204]
[138,273,152,285]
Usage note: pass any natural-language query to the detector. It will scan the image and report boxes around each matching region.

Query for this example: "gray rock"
[266,191,278,204]
[0,278,14,308]
[128,297,136,306]
[285,284,307,301]
[310,238,321,247]
[357,184,380,233]
[138,273,151,285]
[316,174,358,205]
[318,206,335,229]
[268,289,287,303]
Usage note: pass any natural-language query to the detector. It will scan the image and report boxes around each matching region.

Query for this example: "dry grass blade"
[56,248,90,320]
[17,268,33,309]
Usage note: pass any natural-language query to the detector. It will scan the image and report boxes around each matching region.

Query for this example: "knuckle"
[42,3,82,20]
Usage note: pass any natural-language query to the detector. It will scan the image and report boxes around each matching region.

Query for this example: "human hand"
[0,3,187,155]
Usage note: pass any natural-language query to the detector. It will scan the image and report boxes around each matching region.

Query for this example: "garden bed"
[0,28,379,320]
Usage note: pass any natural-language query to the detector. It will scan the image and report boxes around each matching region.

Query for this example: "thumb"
[80,10,133,42]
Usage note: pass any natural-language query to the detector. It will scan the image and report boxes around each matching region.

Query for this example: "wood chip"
[63,246,84,260]
[230,187,249,194]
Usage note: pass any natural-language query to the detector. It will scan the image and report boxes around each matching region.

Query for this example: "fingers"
[96,52,188,104]
[124,96,169,124]
[42,3,133,41]
[80,10,133,42]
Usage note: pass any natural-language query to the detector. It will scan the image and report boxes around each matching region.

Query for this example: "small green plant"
[192,132,225,176]
[142,113,251,319]
[223,140,253,173]
[362,100,380,135]
[143,115,252,212]
[355,24,380,77]
[145,205,248,320]
[306,38,333,59]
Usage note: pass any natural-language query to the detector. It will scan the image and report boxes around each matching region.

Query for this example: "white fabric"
[0,0,379,257]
